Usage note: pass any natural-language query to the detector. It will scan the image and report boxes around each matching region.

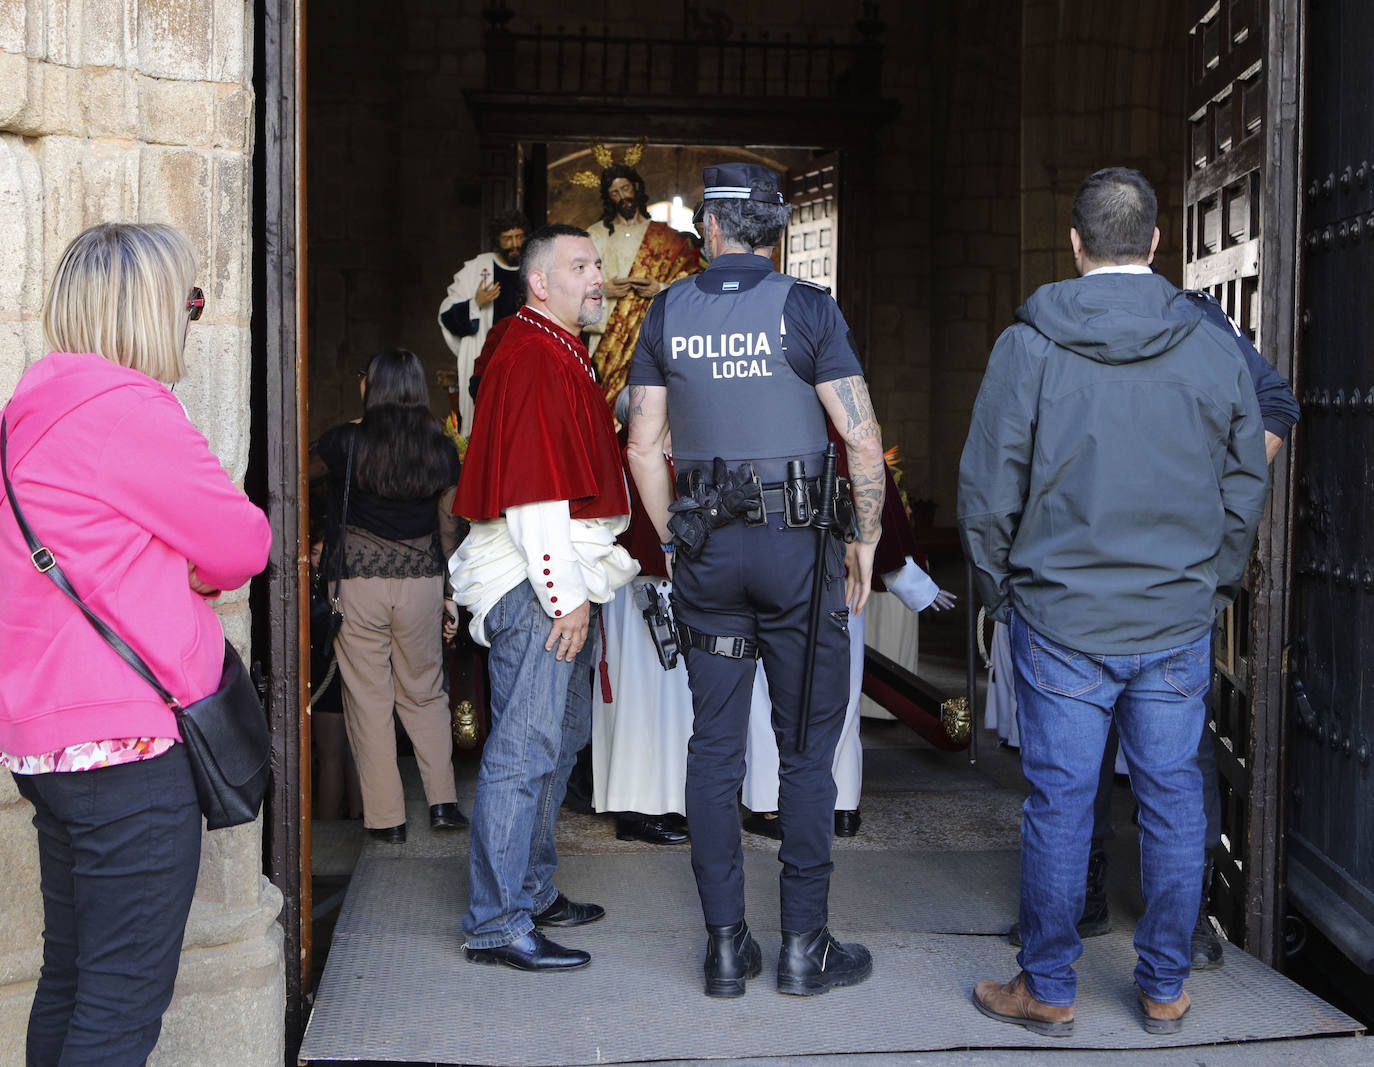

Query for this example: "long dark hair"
[353,349,457,499]
[599,164,649,235]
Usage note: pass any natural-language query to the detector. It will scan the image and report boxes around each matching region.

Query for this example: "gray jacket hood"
[1016,272,1203,366]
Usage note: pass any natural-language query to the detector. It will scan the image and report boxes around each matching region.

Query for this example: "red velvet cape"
[453,308,629,522]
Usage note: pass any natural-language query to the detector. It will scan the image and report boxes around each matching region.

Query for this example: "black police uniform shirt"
[627,252,863,484]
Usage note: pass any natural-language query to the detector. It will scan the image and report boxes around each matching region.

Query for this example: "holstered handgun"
[639,585,680,670]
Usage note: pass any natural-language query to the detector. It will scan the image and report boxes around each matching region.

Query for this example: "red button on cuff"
[554,610,562,617]
[550,596,558,603]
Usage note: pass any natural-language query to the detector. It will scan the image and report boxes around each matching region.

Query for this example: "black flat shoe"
[616,814,689,845]
[834,809,862,837]
[741,812,782,840]
[533,892,605,928]
[430,802,469,831]
[367,824,406,844]
[465,929,590,972]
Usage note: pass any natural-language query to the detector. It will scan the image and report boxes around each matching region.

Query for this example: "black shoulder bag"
[1,416,270,830]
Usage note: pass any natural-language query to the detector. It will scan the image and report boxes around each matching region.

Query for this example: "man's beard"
[578,292,605,326]
[614,199,637,221]
[498,248,521,267]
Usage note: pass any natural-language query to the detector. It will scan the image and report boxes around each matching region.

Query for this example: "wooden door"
[784,155,840,296]
[1182,0,1303,965]
[1288,0,1374,974]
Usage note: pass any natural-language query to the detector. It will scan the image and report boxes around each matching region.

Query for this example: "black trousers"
[1093,711,1222,851]
[15,744,202,1067]
[672,514,850,932]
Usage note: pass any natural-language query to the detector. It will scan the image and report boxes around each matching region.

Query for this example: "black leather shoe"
[464,929,590,972]
[533,892,605,928]
[777,926,873,996]
[834,810,862,837]
[704,919,762,997]
[367,824,406,843]
[429,803,469,831]
[741,812,782,840]
[616,813,689,845]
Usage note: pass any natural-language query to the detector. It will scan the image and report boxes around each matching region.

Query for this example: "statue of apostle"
[585,166,700,405]
[438,210,528,433]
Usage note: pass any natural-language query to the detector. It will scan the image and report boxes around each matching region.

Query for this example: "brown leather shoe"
[1138,988,1190,1034]
[973,972,1074,1037]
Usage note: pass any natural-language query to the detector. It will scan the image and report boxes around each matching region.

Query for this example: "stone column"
[0,2,285,1063]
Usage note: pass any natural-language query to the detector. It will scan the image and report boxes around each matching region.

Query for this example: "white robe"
[592,577,694,815]
[743,611,867,811]
[743,556,938,812]
[438,251,506,435]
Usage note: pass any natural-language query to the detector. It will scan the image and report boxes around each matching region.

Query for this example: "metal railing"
[480,4,885,100]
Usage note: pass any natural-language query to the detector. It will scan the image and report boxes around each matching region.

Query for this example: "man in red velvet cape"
[448,224,638,972]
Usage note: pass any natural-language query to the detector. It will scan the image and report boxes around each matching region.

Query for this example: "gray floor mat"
[299,852,1361,1065]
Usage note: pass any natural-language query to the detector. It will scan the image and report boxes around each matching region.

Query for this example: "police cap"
[701,163,786,205]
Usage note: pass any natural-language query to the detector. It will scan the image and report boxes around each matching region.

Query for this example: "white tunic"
[591,576,694,815]
[437,250,509,435]
[743,556,939,811]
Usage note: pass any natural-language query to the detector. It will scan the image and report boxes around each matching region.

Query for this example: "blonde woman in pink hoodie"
[0,223,271,1066]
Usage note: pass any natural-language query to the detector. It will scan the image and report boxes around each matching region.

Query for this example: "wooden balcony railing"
[479,2,886,100]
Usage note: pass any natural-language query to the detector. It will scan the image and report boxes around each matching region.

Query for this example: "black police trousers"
[671,510,850,933]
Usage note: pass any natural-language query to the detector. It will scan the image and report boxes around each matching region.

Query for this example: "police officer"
[626,163,886,999]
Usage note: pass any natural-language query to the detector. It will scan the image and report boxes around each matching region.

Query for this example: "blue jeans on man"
[462,581,596,949]
[1009,611,1207,1006]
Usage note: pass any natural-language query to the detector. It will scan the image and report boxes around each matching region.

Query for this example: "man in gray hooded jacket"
[958,168,1269,1038]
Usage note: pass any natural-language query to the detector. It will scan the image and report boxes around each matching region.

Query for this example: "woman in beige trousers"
[316,348,466,842]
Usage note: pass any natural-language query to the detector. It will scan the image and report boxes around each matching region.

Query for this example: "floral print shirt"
[0,737,176,774]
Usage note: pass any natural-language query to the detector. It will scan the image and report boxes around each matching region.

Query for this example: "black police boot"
[777,927,872,996]
[1191,855,1225,970]
[703,920,762,998]
[1008,845,1111,946]
[1078,844,1112,937]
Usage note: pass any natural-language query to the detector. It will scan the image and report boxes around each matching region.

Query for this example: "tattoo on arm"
[629,384,646,419]
[820,375,884,543]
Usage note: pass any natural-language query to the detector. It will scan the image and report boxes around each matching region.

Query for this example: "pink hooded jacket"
[0,352,272,757]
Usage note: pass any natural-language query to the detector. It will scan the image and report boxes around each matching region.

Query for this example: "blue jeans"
[462,582,597,948]
[14,744,202,1067]
[1009,611,1207,1006]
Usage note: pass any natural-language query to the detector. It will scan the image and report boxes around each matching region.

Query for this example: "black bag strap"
[329,430,357,604]
[1,415,181,710]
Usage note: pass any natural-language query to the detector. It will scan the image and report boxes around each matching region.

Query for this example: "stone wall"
[0,2,283,1064]
[925,2,1023,518]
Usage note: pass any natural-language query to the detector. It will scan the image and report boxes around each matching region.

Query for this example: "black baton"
[797,442,839,752]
